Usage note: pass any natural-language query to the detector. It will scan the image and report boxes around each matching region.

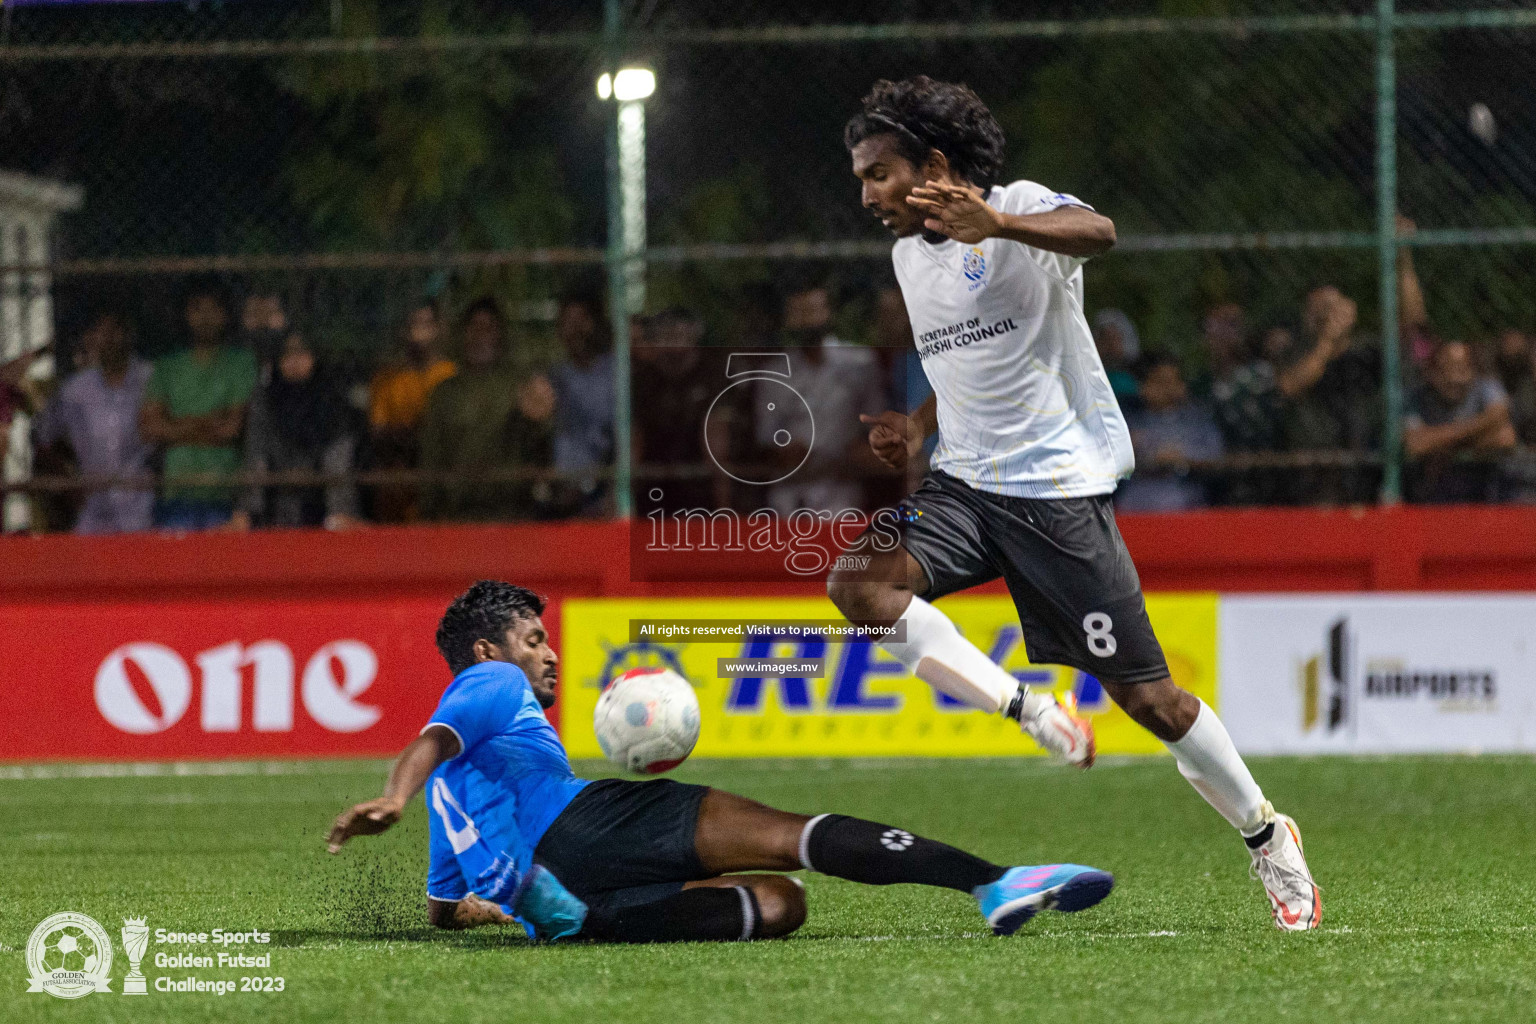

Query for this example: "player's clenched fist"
[327,797,404,853]
[861,410,920,470]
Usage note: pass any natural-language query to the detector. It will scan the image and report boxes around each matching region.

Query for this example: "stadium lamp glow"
[596,68,656,102]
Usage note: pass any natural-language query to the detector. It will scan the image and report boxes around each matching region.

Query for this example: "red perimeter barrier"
[2,504,1533,602]
[2,505,1533,762]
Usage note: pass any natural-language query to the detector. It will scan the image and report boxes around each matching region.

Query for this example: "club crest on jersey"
[961,246,986,291]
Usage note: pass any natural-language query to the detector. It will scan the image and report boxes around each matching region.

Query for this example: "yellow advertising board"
[559,594,1217,757]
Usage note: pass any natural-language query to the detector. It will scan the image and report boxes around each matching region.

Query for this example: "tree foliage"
[272,0,574,255]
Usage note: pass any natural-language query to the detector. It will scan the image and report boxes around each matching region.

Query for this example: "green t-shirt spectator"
[147,346,258,501]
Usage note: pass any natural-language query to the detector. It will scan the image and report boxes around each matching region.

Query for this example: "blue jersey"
[424,661,589,855]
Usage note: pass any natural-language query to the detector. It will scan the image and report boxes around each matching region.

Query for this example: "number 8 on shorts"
[1083,613,1117,658]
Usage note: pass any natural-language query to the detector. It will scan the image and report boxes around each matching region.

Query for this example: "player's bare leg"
[691,788,808,872]
[1101,675,1320,930]
[827,545,1095,765]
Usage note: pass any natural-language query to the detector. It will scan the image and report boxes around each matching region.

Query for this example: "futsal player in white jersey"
[828,77,1320,931]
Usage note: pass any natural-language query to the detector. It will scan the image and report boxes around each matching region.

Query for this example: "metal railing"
[12,448,1525,500]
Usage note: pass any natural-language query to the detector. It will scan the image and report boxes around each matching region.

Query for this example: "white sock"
[1165,699,1268,833]
[877,596,1020,713]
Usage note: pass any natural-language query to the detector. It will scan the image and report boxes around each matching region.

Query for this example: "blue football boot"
[473,854,588,942]
[508,865,588,942]
[974,864,1114,935]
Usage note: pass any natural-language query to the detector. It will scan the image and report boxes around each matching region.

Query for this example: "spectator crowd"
[18,279,619,534]
[7,253,1536,536]
[1110,235,1536,510]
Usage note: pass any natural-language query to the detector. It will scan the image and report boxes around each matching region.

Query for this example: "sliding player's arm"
[326,724,461,852]
[429,893,515,930]
[906,182,1115,256]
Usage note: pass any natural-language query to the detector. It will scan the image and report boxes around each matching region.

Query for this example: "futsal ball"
[594,667,701,774]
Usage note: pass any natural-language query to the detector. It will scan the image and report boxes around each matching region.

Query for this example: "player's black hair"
[435,580,547,675]
[844,77,1006,189]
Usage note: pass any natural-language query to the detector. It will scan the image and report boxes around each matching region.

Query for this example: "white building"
[0,170,83,532]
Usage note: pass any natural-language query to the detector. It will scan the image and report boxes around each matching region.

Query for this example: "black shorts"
[899,470,1169,685]
[533,778,710,914]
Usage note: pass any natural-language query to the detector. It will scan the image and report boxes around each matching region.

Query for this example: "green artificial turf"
[2,755,1533,1023]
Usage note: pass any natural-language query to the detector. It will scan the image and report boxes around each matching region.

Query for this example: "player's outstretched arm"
[907,181,1115,256]
[326,725,460,853]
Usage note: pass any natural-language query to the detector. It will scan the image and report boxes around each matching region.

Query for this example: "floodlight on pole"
[599,0,646,517]
[597,66,653,316]
[596,67,655,103]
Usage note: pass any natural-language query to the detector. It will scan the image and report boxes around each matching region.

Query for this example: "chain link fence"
[1,0,1533,531]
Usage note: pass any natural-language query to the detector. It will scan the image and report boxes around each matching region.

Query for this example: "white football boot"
[1248,802,1321,931]
[1012,689,1095,768]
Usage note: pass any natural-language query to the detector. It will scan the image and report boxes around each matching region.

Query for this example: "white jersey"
[892,180,1133,498]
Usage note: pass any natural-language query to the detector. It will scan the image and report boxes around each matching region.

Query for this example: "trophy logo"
[25,911,114,999]
[120,917,149,995]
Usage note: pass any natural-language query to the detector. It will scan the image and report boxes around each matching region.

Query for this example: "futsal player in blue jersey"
[328,581,1116,941]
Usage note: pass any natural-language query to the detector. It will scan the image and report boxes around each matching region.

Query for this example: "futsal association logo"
[961,246,987,289]
[25,912,115,999]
